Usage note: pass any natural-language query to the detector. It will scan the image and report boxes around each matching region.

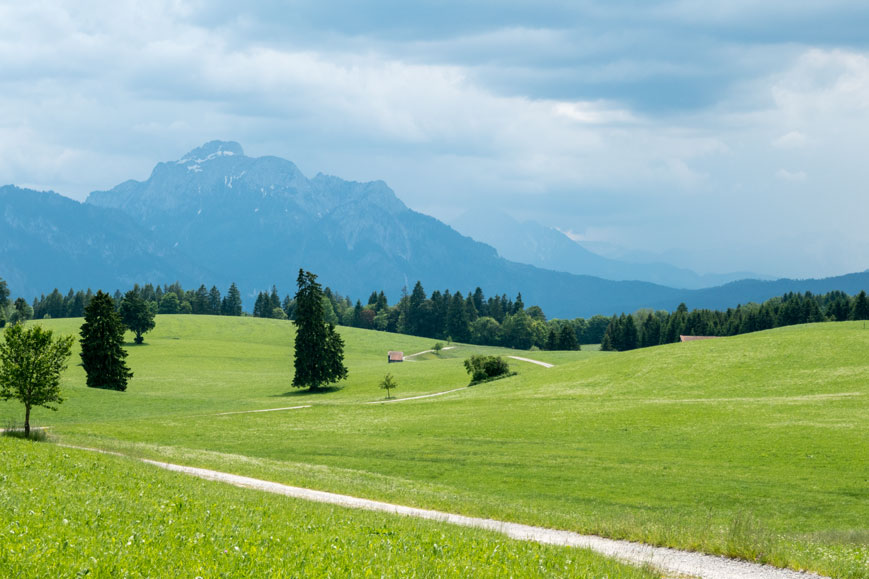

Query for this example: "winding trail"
[402,346,457,359]
[508,355,555,368]
[214,405,311,416]
[63,445,827,579]
[365,387,467,404]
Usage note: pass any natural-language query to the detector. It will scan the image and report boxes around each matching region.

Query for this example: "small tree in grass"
[0,323,74,438]
[380,373,398,399]
[433,342,443,356]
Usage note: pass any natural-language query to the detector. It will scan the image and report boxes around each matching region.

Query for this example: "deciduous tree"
[119,290,156,344]
[379,373,397,399]
[0,323,74,437]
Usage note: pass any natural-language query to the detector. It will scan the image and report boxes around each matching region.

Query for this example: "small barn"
[679,335,718,342]
[387,351,404,363]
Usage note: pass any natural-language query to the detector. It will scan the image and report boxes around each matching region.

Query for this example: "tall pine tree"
[292,270,348,391]
[80,291,133,391]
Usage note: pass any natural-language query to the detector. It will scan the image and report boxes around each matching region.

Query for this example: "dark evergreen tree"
[826,297,851,321]
[513,292,525,314]
[208,286,222,315]
[472,287,486,317]
[352,300,364,327]
[222,283,243,316]
[407,281,427,336]
[269,285,281,313]
[253,292,268,318]
[446,291,471,343]
[545,328,558,351]
[79,291,133,391]
[640,313,661,348]
[0,278,9,309]
[193,285,209,314]
[292,270,348,391]
[464,293,479,323]
[375,291,388,312]
[557,324,580,351]
[854,290,869,320]
[119,290,156,344]
[600,316,618,351]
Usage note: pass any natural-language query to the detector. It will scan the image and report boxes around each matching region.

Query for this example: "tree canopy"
[119,290,156,344]
[0,323,74,437]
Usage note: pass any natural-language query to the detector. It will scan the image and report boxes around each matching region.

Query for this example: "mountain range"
[2,141,867,319]
[448,210,767,290]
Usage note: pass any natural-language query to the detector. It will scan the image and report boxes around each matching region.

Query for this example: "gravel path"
[508,355,555,368]
[365,387,467,404]
[403,346,457,359]
[76,449,822,579]
[213,405,311,416]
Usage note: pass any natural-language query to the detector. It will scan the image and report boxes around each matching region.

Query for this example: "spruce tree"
[545,328,558,351]
[208,285,222,315]
[853,290,869,320]
[222,283,243,316]
[557,324,580,351]
[80,291,133,391]
[292,270,348,391]
[446,291,471,343]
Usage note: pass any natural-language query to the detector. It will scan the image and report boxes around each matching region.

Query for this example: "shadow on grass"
[273,386,343,397]
[2,426,49,442]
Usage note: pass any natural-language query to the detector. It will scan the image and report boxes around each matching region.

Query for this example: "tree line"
[6,278,608,351]
[600,289,869,351]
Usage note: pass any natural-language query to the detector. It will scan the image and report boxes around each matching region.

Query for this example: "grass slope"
[0,438,656,578]
[2,316,867,578]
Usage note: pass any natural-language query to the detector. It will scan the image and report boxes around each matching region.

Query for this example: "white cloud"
[776,168,807,182]
[2,3,869,278]
[772,131,808,149]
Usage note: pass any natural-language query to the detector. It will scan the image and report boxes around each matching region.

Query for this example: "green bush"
[463,355,511,384]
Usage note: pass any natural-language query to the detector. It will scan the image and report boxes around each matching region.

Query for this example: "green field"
[0,438,655,578]
[2,316,868,578]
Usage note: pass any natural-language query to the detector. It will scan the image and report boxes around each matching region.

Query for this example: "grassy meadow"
[1,315,867,578]
[0,438,656,578]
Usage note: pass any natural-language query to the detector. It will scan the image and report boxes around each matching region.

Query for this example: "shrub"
[463,355,511,385]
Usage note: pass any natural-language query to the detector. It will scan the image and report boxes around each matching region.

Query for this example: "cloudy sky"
[2,1,869,278]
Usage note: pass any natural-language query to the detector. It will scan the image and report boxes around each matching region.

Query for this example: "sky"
[2,1,869,279]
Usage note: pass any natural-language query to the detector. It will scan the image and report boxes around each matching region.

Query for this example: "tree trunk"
[24,404,30,438]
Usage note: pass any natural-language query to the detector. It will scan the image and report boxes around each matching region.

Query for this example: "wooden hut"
[388,351,404,363]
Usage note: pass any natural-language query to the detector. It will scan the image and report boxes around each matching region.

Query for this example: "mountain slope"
[449,209,766,289]
[0,185,210,298]
[87,141,689,316]
[4,141,866,318]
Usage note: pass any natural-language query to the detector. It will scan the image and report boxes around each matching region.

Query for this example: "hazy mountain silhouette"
[2,141,866,318]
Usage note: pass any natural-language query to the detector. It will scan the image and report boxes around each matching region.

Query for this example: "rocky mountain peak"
[176,140,245,164]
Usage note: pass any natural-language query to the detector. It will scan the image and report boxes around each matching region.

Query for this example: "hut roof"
[679,335,718,342]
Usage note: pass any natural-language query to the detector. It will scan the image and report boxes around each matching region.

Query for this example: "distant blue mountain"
[449,209,768,289]
[2,141,867,317]
[0,185,210,298]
